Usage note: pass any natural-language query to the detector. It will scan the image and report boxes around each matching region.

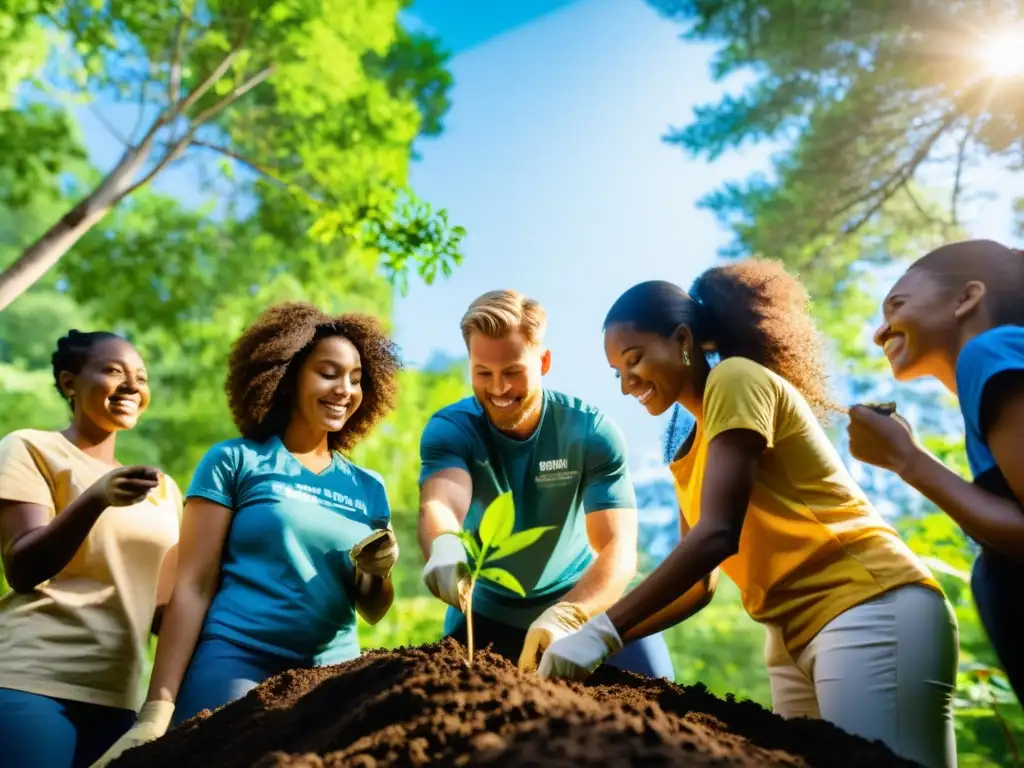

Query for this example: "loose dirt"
[112,639,917,767]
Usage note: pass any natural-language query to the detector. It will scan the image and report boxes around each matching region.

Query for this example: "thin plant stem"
[464,544,489,667]
[465,579,475,667]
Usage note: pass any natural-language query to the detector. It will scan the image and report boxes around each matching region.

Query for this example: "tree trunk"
[0,145,153,312]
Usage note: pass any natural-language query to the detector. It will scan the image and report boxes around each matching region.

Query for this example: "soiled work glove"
[536,613,624,682]
[89,700,175,767]
[421,532,470,610]
[349,528,399,579]
[517,601,589,672]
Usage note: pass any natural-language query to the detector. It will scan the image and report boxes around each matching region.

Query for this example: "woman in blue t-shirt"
[92,303,403,766]
[846,238,1024,704]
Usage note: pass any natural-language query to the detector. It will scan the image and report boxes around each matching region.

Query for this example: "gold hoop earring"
[682,349,691,367]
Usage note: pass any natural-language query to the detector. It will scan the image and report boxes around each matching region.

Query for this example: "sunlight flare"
[977,28,1024,78]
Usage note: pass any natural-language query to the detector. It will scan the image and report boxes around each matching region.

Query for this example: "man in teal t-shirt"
[418,289,673,678]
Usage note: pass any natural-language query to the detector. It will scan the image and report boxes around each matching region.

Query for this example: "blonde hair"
[460,289,547,348]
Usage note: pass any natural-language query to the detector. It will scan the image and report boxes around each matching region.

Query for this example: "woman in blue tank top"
[92,303,403,766]
[846,239,1024,705]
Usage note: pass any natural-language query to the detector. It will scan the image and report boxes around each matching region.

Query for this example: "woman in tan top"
[0,330,182,768]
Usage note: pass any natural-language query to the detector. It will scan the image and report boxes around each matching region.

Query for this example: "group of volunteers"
[0,239,1021,768]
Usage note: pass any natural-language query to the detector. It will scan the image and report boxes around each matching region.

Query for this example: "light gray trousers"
[765,585,959,768]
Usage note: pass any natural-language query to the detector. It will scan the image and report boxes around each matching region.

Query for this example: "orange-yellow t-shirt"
[669,357,941,653]
[0,429,182,710]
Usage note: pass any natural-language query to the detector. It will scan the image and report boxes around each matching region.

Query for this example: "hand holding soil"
[847,403,920,476]
[91,465,161,508]
[349,528,399,578]
[517,601,589,672]
[88,700,174,768]
[422,532,471,610]
[537,612,624,681]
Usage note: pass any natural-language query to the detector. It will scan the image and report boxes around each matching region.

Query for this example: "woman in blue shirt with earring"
[847,239,1024,704]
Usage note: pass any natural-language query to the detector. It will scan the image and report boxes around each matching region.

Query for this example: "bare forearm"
[901,450,1024,560]
[606,525,733,639]
[5,490,107,592]
[354,571,395,625]
[562,543,636,618]
[417,501,462,560]
[145,588,213,704]
[622,573,717,642]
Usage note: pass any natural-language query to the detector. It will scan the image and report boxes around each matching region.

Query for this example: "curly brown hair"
[604,259,834,418]
[225,302,402,452]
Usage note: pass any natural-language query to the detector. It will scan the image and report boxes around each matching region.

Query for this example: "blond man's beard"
[482,387,543,433]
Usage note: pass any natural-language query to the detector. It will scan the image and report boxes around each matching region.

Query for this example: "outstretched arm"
[418,468,473,558]
[894,377,1024,559]
[419,468,474,610]
[607,430,762,639]
[560,508,637,619]
[145,498,230,705]
[620,514,718,642]
[848,374,1024,561]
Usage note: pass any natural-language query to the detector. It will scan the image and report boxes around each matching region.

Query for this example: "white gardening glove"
[421,532,470,610]
[89,700,175,767]
[517,601,589,672]
[349,528,399,579]
[536,612,624,682]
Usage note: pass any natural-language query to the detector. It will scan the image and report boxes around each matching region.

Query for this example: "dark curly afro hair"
[225,302,402,453]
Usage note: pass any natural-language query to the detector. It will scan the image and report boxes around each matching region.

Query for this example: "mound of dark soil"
[112,639,917,767]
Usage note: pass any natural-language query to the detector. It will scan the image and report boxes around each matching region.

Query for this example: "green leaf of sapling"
[458,530,483,564]
[479,567,526,597]
[485,525,556,563]
[478,491,515,548]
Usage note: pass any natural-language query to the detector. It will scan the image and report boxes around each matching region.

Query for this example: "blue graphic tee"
[419,389,636,630]
[956,325,1024,496]
[186,436,391,665]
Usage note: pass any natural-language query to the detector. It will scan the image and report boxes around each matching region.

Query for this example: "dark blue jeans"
[0,687,136,768]
[174,637,297,726]
[972,547,1024,704]
[445,611,675,680]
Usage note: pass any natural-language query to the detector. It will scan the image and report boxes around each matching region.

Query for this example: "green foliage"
[455,491,556,664]
[0,0,465,304]
[650,0,1022,265]
[357,596,447,650]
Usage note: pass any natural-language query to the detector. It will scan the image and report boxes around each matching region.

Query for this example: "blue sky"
[69,0,1019,472]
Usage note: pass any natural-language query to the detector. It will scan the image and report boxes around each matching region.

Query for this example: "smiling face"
[291,335,364,435]
[468,330,549,434]
[873,267,972,383]
[59,338,150,432]
[603,322,692,417]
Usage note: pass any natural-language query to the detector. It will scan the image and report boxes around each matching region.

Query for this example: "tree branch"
[902,185,943,228]
[189,139,286,185]
[87,101,129,147]
[124,130,196,197]
[191,139,332,209]
[191,66,275,126]
[951,120,975,228]
[122,64,274,200]
[176,48,241,115]
[169,11,190,106]
[840,112,957,237]
[130,69,158,145]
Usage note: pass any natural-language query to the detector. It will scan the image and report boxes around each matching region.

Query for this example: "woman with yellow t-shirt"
[537,261,958,768]
[0,330,181,768]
